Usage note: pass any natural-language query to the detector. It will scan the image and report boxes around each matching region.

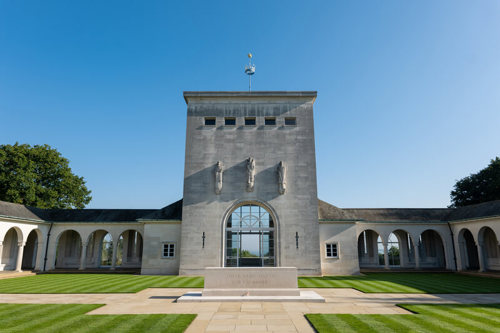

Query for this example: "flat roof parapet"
[183,91,317,104]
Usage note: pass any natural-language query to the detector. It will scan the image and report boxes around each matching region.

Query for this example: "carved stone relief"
[246,157,255,192]
[215,161,223,194]
[278,161,287,194]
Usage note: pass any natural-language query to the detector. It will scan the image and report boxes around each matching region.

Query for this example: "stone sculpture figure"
[278,161,287,194]
[215,161,223,195]
[246,157,255,192]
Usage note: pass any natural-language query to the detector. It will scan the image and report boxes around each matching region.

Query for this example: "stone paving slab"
[0,288,499,332]
[177,290,325,302]
[0,271,35,279]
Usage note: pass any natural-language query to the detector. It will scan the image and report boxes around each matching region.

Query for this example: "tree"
[450,157,500,207]
[0,143,91,209]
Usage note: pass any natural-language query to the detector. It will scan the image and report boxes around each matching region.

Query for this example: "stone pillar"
[371,233,378,266]
[110,241,118,270]
[122,232,129,266]
[383,243,389,269]
[477,243,485,272]
[414,244,420,269]
[15,242,25,272]
[0,241,4,264]
[79,242,88,270]
[34,241,44,271]
[399,237,408,268]
[457,241,465,271]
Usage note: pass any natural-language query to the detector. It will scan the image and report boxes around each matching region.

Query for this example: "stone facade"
[0,91,499,275]
[179,92,321,275]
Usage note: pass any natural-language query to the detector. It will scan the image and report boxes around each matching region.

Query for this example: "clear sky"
[1,1,499,209]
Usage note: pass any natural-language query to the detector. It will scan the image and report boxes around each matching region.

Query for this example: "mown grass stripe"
[172,314,197,333]
[0,304,195,333]
[306,314,358,333]
[438,305,500,331]
[329,278,356,288]
[136,315,171,332]
[86,277,139,293]
[313,278,334,288]
[356,280,393,293]
[371,314,415,332]
[307,304,500,333]
[415,306,490,332]
[390,312,454,333]
[340,314,378,332]
[327,314,359,333]
[46,277,103,292]
[100,313,154,332]
[1,303,67,331]
[8,304,90,332]
[467,305,500,319]
[363,281,407,293]
[359,314,401,332]
[10,305,95,333]
[1,272,499,294]
[73,315,124,333]
[147,314,182,332]
[40,275,118,293]
[298,277,317,288]
[0,303,47,323]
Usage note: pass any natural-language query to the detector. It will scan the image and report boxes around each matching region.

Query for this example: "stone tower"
[179,91,321,275]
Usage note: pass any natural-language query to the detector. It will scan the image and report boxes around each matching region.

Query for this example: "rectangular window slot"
[326,243,338,258]
[285,117,297,126]
[204,117,216,126]
[245,117,256,126]
[265,117,276,126]
[225,117,236,126]
[162,243,175,258]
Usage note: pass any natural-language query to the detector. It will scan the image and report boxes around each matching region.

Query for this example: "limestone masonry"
[1,91,499,275]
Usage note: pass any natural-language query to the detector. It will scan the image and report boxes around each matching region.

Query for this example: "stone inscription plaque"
[204,267,298,290]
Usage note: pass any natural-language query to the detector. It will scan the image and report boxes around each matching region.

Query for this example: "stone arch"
[458,228,479,271]
[84,229,113,268]
[390,229,416,268]
[1,226,23,244]
[55,230,82,269]
[358,229,384,268]
[221,200,278,268]
[0,227,23,271]
[116,229,143,268]
[418,229,446,268]
[21,229,42,270]
[478,226,499,271]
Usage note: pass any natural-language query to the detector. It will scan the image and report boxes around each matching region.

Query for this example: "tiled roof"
[318,199,500,222]
[0,199,182,223]
[2,198,500,223]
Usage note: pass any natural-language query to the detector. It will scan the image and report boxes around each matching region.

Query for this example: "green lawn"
[0,304,195,333]
[306,304,500,333]
[0,274,203,293]
[0,272,499,294]
[299,273,500,293]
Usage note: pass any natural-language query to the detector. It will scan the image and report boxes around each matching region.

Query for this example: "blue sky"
[1,1,499,209]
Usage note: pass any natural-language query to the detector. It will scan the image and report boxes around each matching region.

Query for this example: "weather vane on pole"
[244,53,255,92]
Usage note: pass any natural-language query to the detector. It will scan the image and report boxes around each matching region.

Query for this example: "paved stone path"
[0,271,35,279]
[0,288,499,332]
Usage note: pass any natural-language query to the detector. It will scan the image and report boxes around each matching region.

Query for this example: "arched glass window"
[225,204,275,267]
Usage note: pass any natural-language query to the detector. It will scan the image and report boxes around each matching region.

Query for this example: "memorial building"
[1,91,499,275]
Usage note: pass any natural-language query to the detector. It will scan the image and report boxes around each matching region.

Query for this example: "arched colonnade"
[0,225,45,272]
[457,225,500,272]
[53,227,143,270]
[357,227,448,270]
